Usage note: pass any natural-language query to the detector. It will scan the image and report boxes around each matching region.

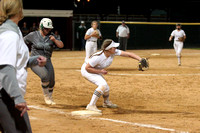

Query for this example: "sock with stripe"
[89,86,104,106]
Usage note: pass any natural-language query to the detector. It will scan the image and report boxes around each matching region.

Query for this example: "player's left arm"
[183,31,186,40]
[127,27,130,39]
[120,51,141,61]
[169,35,173,41]
[183,35,186,40]
[49,35,64,48]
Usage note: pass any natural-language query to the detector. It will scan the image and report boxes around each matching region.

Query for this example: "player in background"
[169,23,186,66]
[24,18,64,105]
[77,21,87,50]
[84,20,102,61]
[116,20,130,51]
[81,39,142,112]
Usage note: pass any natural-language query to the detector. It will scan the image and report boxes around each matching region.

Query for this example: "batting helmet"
[39,18,53,30]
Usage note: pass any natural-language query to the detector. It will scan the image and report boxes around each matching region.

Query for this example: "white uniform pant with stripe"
[81,63,109,93]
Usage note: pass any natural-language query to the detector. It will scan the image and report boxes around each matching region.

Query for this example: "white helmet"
[39,18,53,29]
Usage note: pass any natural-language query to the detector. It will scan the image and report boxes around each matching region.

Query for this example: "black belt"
[87,40,97,43]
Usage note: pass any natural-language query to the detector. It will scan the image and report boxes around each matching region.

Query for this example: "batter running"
[169,23,186,66]
[81,39,142,112]
[24,18,64,105]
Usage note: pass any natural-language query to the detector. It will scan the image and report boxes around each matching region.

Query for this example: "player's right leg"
[173,41,181,66]
[85,41,93,62]
[119,37,124,50]
[124,37,128,51]
[31,65,52,105]
[45,59,56,105]
[177,42,183,66]
[81,64,117,112]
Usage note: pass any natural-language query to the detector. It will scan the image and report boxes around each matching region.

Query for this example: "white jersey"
[116,25,130,37]
[171,29,186,41]
[0,29,29,96]
[87,49,121,69]
[85,27,101,42]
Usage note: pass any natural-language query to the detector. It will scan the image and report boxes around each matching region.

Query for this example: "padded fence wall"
[99,21,200,49]
[73,21,200,50]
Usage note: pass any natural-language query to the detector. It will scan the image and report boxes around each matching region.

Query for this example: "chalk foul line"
[29,105,189,133]
[75,70,200,76]
[108,73,200,76]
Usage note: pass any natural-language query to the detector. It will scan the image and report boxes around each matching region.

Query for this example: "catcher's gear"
[138,58,149,71]
[178,37,185,42]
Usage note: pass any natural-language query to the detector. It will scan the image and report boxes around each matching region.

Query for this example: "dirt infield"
[25,49,200,133]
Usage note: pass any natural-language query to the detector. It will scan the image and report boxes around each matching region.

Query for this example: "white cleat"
[86,104,102,113]
[103,101,118,108]
[50,98,56,105]
[44,95,52,105]
[178,63,181,66]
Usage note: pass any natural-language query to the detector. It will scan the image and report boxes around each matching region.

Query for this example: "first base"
[71,110,102,117]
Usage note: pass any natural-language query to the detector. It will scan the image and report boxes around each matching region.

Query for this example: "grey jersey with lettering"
[24,31,60,58]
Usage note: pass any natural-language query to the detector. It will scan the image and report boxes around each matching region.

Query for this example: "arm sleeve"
[24,32,33,44]
[88,56,99,67]
[86,29,91,35]
[127,27,130,34]
[0,31,19,67]
[183,30,186,36]
[24,32,44,50]
[171,31,175,36]
[116,26,119,32]
[115,49,122,56]
[0,65,25,104]
[26,56,39,68]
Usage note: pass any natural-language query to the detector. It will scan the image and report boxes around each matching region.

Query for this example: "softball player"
[81,39,142,112]
[169,24,186,66]
[24,18,64,105]
[84,20,102,62]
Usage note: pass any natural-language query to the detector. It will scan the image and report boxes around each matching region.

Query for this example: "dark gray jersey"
[24,31,60,58]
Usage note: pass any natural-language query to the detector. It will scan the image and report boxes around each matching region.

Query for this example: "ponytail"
[89,39,113,58]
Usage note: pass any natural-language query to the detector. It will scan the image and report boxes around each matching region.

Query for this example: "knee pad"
[104,85,110,93]
[49,80,55,88]
[96,85,109,94]
[41,82,49,88]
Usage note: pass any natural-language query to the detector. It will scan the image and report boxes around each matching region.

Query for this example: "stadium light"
[77,0,81,2]
[87,0,90,2]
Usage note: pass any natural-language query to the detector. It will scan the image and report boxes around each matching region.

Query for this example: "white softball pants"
[81,63,109,94]
[173,41,183,58]
[85,41,97,62]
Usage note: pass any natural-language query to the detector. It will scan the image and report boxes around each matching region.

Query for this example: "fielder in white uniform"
[169,24,186,66]
[81,39,142,112]
[84,21,102,62]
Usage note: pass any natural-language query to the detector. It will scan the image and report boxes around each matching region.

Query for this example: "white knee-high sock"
[42,82,50,96]
[177,56,181,64]
[48,88,54,99]
[89,86,104,106]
